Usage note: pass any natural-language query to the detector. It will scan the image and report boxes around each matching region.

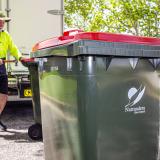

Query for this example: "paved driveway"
[0,102,44,160]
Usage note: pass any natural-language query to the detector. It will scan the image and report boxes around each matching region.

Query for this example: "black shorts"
[0,63,8,94]
[0,75,8,94]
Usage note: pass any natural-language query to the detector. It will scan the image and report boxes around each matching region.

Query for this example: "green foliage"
[64,0,160,37]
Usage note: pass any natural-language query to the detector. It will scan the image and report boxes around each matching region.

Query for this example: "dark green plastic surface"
[31,39,160,160]
[31,40,160,58]
[35,55,160,160]
[28,63,41,124]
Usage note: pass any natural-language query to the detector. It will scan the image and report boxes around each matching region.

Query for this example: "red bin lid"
[32,29,160,52]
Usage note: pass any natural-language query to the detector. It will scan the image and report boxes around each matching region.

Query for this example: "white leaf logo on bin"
[125,85,146,114]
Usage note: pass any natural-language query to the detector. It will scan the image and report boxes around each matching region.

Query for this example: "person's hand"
[0,59,3,65]
[19,57,30,67]
[19,57,26,62]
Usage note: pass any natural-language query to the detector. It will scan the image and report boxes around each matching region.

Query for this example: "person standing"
[0,11,24,130]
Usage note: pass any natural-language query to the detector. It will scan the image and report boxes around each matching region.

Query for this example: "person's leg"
[0,75,8,130]
[0,94,8,130]
[0,93,8,114]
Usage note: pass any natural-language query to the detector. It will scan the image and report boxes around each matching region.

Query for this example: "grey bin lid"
[31,30,160,58]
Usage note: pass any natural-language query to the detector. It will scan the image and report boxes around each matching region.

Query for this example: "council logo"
[124,85,146,114]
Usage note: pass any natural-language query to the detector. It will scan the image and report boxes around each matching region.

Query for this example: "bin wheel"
[28,123,42,140]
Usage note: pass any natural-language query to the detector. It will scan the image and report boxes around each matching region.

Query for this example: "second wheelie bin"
[22,59,42,140]
[31,30,160,160]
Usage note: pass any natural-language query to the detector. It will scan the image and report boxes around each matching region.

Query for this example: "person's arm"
[7,32,22,61]
[0,59,3,65]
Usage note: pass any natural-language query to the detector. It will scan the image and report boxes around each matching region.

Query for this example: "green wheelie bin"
[22,59,42,140]
[31,30,160,160]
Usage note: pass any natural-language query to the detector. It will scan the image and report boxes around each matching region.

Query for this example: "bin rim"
[32,30,160,52]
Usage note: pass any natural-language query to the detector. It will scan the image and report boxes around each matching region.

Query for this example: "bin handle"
[3,58,34,63]
[3,60,17,63]
[20,58,34,63]
[63,29,84,36]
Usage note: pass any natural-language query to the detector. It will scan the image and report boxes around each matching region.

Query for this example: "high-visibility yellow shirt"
[0,30,21,60]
